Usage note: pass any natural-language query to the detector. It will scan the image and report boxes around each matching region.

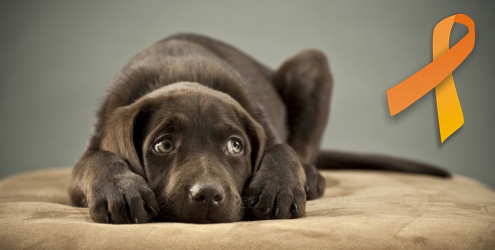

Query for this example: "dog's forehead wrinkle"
[139,84,250,140]
[165,113,189,128]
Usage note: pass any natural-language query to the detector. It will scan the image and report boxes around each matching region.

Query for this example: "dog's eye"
[227,137,243,155]
[154,139,174,154]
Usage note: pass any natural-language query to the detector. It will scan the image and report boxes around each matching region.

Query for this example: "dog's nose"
[189,182,225,206]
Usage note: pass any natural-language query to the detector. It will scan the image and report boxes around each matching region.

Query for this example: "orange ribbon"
[387,14,475,143]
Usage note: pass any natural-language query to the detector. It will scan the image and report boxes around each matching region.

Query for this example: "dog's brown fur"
[69,34,449,224]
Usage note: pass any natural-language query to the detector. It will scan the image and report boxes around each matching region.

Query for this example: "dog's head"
[101,82,266,223]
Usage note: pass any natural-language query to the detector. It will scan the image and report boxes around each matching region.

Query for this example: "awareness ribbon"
[387,14,475,143]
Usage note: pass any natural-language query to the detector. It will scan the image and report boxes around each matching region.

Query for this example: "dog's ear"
[242,114,266,173]
[101,102,150,177]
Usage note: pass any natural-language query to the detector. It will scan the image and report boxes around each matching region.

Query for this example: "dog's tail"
[315,150,451,178]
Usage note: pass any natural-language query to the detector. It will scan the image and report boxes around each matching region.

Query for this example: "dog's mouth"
[156,190,244,224]
[157,207,243,224]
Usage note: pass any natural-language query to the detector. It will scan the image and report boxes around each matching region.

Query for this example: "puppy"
[69,34,449,224]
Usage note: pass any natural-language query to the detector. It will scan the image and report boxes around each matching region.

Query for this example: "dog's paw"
[303,164,326,200]
[244,144,306,220]
[87,171,159,224]
[245,175,306,220]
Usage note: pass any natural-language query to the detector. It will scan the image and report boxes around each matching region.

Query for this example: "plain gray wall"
[1,0,494,187]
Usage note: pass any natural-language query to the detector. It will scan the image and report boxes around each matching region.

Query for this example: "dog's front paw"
[244,144,306,220]
[245,174,306,220]
[87,170,159,224]
[304,164,326,200]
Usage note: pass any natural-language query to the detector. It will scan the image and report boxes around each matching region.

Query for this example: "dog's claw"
[264,207,271,216]
[249,199,256,207]
[291,203,298,213]
[146,204,157,217]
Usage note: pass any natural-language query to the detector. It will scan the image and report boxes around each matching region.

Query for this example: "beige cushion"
[0,168,494,249]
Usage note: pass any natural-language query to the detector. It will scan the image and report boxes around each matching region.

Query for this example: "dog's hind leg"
[273,49,333,199]
[273,49,450,188]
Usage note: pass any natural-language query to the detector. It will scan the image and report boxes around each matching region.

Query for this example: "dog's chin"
[158,208,245,224]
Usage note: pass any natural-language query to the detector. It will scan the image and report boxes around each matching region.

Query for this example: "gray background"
[1,0,494,187]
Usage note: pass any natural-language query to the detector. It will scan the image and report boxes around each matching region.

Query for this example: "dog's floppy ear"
[101,102,150,177]
[242,114,266,173]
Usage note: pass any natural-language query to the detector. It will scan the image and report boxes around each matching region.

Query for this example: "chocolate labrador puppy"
[69,34,449,224]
